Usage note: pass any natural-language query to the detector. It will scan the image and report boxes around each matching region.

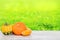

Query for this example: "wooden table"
[0,31,60,40]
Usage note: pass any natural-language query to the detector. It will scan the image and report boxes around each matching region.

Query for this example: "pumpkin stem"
[4,22,9,26]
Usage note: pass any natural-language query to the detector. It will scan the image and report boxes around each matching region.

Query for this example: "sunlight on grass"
[0,0,60,30]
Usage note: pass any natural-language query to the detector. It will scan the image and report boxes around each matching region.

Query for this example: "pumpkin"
[1,23,12,35]
[12,22,27,35]
[22,27,32,36]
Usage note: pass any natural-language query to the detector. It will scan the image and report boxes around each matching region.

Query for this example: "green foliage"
[0,0,60,30]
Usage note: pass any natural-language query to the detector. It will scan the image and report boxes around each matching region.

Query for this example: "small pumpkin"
[1,23,12,35]
[22,27,32,36]
[12,22,27,35]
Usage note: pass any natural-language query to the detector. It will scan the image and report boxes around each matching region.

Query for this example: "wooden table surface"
[0,31,60,40]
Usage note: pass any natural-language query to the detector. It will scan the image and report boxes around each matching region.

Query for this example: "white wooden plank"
[0,31,60,40]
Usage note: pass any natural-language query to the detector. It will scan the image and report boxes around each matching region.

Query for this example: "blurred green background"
[0,0,60,30]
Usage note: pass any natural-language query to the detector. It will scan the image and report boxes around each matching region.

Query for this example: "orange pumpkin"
[12,22,27,35]
[22,27,32,36]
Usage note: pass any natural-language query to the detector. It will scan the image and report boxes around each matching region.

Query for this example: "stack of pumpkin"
[1,22,32,36]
